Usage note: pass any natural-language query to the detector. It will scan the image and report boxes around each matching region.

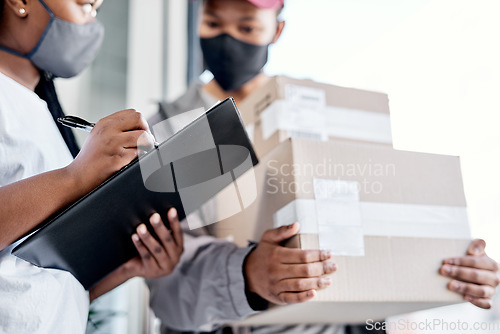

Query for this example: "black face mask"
[200,34,269,92]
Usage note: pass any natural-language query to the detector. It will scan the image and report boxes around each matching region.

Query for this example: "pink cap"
[246,0,284,9]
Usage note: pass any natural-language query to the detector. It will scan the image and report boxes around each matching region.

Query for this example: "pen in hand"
[57,115,95,132]
[57,115,159,149]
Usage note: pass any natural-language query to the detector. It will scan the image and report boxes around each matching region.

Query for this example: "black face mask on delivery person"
[200,34,269,92]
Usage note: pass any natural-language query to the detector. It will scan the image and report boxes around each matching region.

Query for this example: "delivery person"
[147,0,500,333]
[0,0,184,332]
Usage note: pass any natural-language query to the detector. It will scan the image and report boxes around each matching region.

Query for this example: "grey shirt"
[147,81,263,333]
[146,80,347,334]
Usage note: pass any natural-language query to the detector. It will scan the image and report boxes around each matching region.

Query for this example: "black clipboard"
[13,98,258,290]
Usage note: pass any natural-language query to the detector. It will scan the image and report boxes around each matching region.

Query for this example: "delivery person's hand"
[67,109,155,194]
[440,239,499,309]
[89,208,183,301]
[244,223,336,305]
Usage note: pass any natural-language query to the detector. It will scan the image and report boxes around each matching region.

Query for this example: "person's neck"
[0,49,40,91]
[203,73,271,105]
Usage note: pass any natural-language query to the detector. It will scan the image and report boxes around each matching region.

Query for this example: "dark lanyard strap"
[35,71,80,158]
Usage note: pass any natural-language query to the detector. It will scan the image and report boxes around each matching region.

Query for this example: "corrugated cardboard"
[216,138,471,324]
[236,76,393,158]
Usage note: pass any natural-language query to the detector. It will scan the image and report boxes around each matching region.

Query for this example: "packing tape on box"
[259,100,393,144]
[360,202,470,239]
[273,180,365,256]
[273,179,470,256]
[273,199,470,255]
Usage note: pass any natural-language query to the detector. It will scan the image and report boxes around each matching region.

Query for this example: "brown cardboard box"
[237,76,393,158]
[216,138,471,324]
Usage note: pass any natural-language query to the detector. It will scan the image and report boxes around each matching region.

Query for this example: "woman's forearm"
[89,265,132,302]
[0,166,85,250]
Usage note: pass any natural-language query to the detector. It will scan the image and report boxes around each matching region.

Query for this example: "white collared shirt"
[0,72,89,334]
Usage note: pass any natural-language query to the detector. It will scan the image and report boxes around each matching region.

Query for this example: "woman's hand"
[66,109,155,193]
[124,208,184,279]
[0,110,157,250]
[440,239,499,309]
[89,208,184,301]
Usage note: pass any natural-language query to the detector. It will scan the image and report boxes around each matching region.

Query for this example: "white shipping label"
[259,99,393,145]
[260,100,328,141]
[280,104,328,141]
[285,84,326,109]
[313,179,365,256]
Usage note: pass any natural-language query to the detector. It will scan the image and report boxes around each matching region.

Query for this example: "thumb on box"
[262,222,300,244]
[467,239,486,256]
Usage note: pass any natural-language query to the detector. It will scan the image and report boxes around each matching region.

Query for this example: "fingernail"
[473,246,482,255]
[321,250,332,259]
[326,262,336,272]
[320,277,331,287]
[151,213,161,225]
[450,281,460,291]
[287,223,296,229]
[466,296,474,302]
[442,265,451,274]
[138,224,147,235]
[320,250,327,259]
[444,258,454,265]
[169,208,177,218]
[307,290,316,297]
[132,234,139,242]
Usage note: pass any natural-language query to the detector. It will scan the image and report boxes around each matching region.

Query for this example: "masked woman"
[0,1,183,333]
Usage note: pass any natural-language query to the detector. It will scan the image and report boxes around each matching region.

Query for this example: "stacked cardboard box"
[238,76,392,158]
[215,77,471,324]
